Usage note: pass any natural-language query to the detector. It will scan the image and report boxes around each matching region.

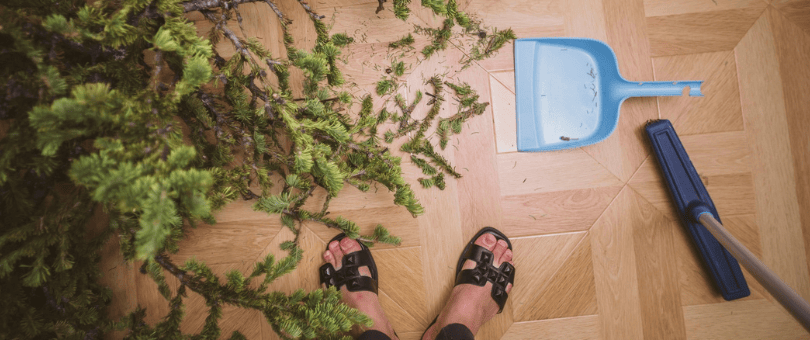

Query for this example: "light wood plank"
[644,0,765,17]
[772,0,810,35]
[490,74,517,153]
[491,71,515,93]
[653,51,745,135]
[327,3,414,44]
[514,234,597,321]
[502,315,602,340]
[401,47,467,319]
[767,6,810,296]
[497,150,624,196]
[590,187,645,340]
[451,63,504,239]
[647,5,767,57]
[173,220,280,265]
[511,232,588,320]
[449,61,515,339]
[581,0,656,182]
[629,130,752,182]
[466,0,565,73]
[563,0,609,40]
[736,11,810,301]
[501,186,622,237]
[683,299,807,339]
[373,247,430,332]
[630,187,687,339]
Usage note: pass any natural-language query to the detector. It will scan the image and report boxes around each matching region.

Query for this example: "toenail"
[341,238,353,246]
[498,239,507,247]
[484,233,496,245]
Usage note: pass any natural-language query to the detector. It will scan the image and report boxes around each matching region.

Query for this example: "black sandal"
[318,233,379,294]
[421,227,516,338]
[455,227,515,313]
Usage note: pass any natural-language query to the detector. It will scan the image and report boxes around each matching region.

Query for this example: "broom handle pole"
[699,213,810,332]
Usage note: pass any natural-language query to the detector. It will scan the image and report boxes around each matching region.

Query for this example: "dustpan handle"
[696,210,810,333]
[618,80,704,98]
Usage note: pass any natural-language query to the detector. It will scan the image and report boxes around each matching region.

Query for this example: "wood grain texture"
[590,188,645,340]
[647,5,767,57]
[490,74,517,153]
[449,61,516,340]
[683,299,806,339]
[772,0,810,35]
[767,6,810,298]
[172,220,280,265]
[630,188,687,339]
[511,232,588,320]
[653,51,745,135]
[374,247,430,332]
[490,71,515,93]
[451,63,504,240]
[644,0,767,17]
[514,234,598,321]
[462,0,565,73]
[497,150,624,196]
[502,315,602,340]
[501,187,622,237]
[563,0,609,40]
[735,11,810,301]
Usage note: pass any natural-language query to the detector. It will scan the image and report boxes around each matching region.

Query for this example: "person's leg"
[434,323,475,340]
[322,237,398,339]
[422,233,514,340]
[357,330,393,340]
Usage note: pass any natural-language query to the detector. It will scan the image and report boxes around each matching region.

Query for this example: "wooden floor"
[102,0,810,339]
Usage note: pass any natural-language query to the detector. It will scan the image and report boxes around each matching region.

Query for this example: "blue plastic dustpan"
[515,38,704,152]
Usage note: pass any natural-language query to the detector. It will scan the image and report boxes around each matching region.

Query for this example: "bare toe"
[323,250,337,267]
[500,249,513,267]
[328,240,344,269]
[339,237,362,255]
[492,239,508,267]
[463,233,498,270]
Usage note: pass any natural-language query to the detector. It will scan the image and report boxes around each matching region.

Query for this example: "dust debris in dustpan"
[560,136,579,141]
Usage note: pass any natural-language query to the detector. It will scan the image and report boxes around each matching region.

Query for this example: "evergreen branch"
[296,0,325,21]
[389,33,415,49]
[182,0,267,13]
[201,10,252,61]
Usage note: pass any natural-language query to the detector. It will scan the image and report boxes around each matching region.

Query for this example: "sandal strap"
[319,250,378,294]
[455,244,515,313]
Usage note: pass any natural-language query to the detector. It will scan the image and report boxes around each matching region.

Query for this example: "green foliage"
[437,81,490,149]
[388,33,415,49]
[0,0,510,338]
[421,19,454,58]
[393,0,412,20]
[331,33,354,47]
[422,0,447,15]
[392,61,406,77]
[376,79,395,96]
[462,28,517,65]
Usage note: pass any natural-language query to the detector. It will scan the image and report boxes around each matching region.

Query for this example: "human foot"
[422,231,514,340]
[321,236,398,339]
